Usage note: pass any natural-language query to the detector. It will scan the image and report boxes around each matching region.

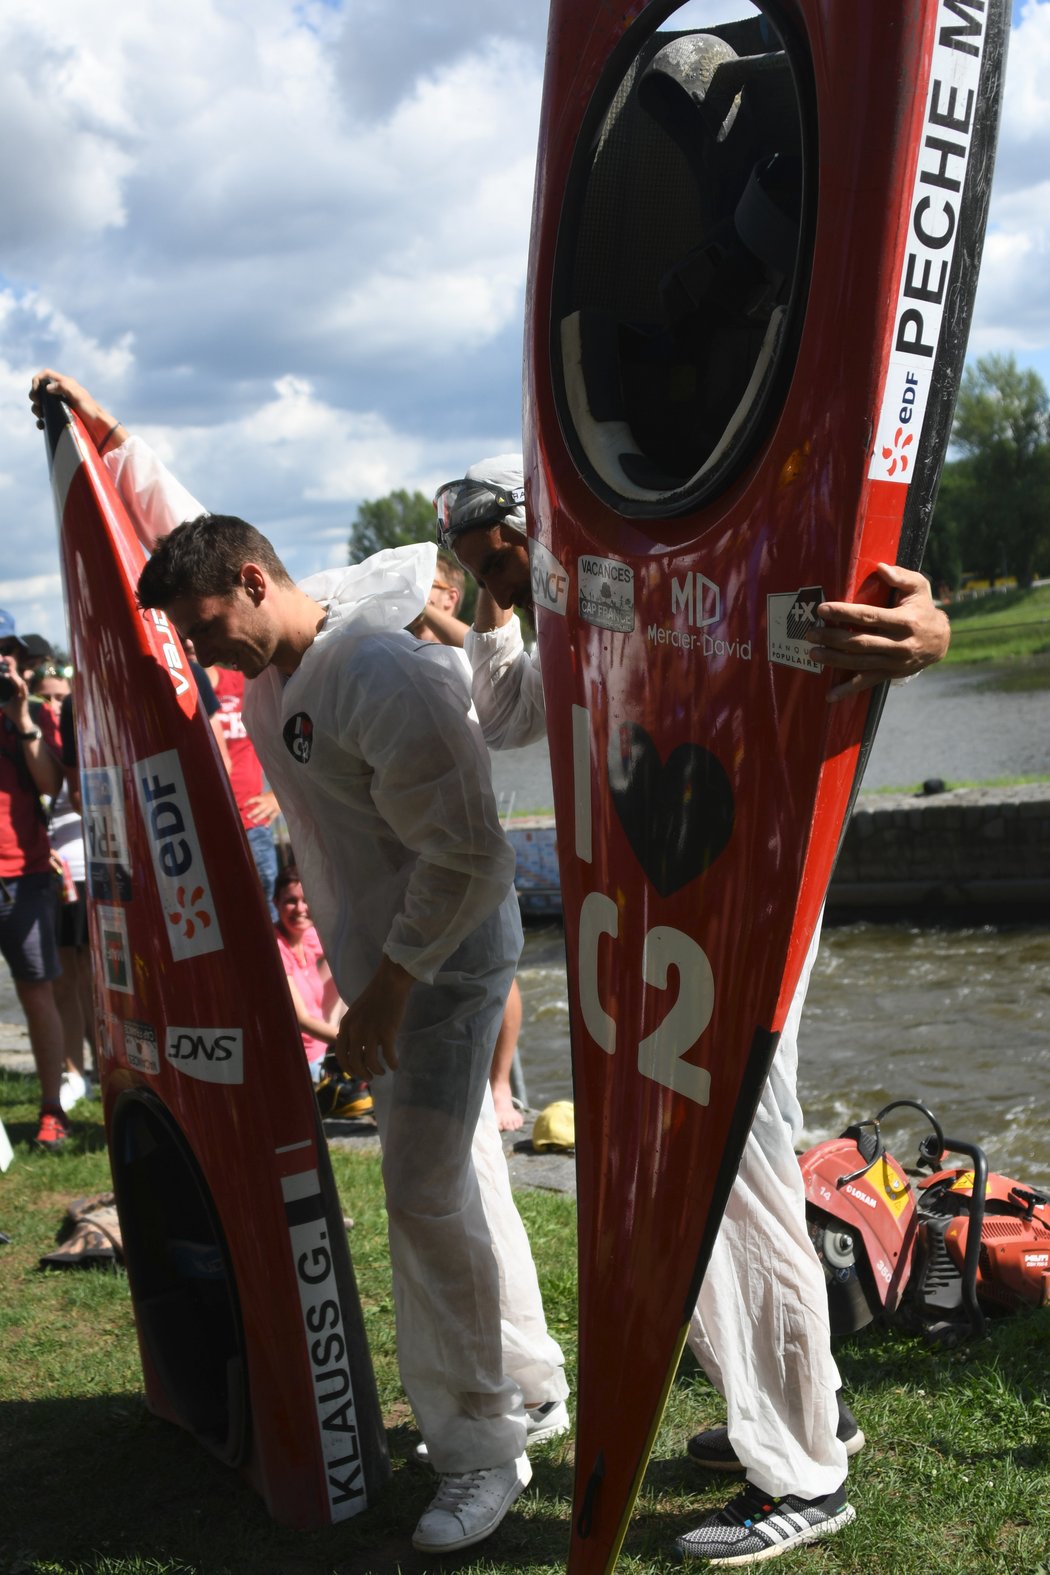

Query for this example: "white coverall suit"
[104,437,567,1474]
[465,609,846,1499]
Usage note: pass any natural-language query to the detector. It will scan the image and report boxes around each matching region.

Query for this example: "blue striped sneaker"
[675,1479,855,1564]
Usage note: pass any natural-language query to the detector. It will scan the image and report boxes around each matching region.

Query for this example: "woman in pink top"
[273,865,372,1115]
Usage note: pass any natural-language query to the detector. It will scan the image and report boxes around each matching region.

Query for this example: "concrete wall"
[506,786,1050,920]
[829,784,1050,916]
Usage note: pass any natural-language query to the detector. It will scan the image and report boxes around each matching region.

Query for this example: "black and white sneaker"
[675,1480,855,1564]
[688,1391,865,1472]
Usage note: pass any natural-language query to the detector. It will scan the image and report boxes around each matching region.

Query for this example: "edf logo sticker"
[284,712,314,763]
[166,1026,244,1085]
[133,749,224,961]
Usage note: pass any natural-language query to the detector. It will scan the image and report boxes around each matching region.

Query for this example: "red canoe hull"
[523,1,1007,1566]
[42,398,390,1527]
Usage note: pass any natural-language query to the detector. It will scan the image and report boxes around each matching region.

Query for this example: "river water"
[514,920,1050,1185]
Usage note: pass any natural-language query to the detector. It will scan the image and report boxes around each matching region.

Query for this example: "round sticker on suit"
[283,712,314,764]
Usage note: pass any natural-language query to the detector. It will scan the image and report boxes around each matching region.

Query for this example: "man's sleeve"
[190,662,220,718]
[463,616,547,750]
[336,641,515,983]
[103,435,208,552]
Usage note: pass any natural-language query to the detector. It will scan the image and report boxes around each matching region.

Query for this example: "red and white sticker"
[165,1026,244,1085]
[133,749,224,960]
[144,608,193,698]
[868,2,990,486]
[97,903,134,995]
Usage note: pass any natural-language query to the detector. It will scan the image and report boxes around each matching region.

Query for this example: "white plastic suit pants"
[370,891,566,1474]
[687,920,847,1499]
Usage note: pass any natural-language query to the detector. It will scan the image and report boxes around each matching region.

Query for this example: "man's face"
[166,586,277,677]
[454,526,531,611]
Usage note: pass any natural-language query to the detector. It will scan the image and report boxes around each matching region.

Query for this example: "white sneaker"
[411,1453,532,1552]
[414,1398,570,1464]
[59,1071,87,1112]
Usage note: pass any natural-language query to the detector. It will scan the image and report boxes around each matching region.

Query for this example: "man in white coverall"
[30,374,568,1556]
[434,455,951,1566]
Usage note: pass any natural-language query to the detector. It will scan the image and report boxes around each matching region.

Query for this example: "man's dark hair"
[137,514,294,608]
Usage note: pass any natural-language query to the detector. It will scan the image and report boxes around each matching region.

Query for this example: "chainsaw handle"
[875,1098,945,1163]
[940,1135,989,1341]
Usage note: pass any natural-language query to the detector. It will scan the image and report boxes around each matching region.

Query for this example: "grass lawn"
[2,1066,1048,1575]
[944,585,1050,665]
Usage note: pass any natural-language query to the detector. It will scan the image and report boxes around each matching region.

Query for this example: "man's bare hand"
[805,563,950,701]
[334,955,415,1080]
[29,369,125,452]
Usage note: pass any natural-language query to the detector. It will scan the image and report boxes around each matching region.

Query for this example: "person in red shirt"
[206,664,280,916]
[0,618,68,1149]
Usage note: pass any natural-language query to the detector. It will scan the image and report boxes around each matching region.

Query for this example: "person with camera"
[0,616,68,1149]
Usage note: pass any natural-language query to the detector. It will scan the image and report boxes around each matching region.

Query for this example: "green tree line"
[925,353,1050,593]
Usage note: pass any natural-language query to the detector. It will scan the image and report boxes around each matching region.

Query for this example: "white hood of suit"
[301,541,437,638]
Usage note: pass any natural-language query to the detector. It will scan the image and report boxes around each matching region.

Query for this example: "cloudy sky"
[2,0,1048,644]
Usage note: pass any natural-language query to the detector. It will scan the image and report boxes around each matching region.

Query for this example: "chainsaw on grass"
[800,1099,1050,1346]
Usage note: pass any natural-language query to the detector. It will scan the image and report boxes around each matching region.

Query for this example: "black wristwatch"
[17,725,42,741]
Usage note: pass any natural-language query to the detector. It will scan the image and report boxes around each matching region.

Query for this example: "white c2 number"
[578,893,713,1106]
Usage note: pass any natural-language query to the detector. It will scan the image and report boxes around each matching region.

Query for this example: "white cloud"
[968,2,1050,358]
[993,0,1050,186]
[0,0,1049,644]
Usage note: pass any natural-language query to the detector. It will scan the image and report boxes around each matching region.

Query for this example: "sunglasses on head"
[433,478,524,549]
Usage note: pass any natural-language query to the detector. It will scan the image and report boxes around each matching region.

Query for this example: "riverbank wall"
[506,785,1050,922]
[829,783,1050,918]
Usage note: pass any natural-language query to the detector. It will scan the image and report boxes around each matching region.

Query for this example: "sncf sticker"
[133,749,223,961]
[528,540,569,616]
[166,1026,244,1085]
[284,712,314,764]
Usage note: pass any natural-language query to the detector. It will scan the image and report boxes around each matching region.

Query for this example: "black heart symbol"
[607,723,734,897]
